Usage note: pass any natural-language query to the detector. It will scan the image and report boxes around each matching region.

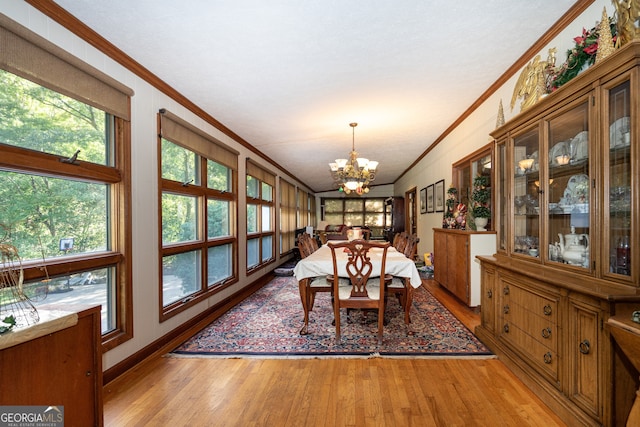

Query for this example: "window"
[280,181,316,254]
[279,179,297,254]
[159,110,238,320]
[297,189,317,229]
[0,15,133,348]
[297,189,308,228]
[246,161,275,271]
[308,192,317,230]
[321,198,385,239]
[452,143,493,214]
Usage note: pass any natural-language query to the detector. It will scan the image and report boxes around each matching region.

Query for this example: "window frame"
[320,197,385,239]
[246,161,275,274]
[0,75,133,351]
[158,111,238,321]
[452,143,494,211]
[279,178,297,255]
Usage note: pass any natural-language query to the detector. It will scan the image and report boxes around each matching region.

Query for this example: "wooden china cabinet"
[476,41,640,426]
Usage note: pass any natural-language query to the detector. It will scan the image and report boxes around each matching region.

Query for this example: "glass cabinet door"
[513,127,540,257]
[605,80,632,277]
[547,101,590,269]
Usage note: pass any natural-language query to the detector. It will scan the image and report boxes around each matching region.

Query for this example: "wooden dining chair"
[393,231,409,254]
[328,239,390,344]
[297,233,332,335]
[403,233,420,261]
[297,233,316,259]
[386,276,413,325]
[386,233,419,325]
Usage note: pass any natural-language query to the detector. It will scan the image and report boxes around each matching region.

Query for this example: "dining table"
[293,241,422,334]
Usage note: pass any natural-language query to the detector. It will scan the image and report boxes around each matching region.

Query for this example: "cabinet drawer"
[502,302,558,352]
[502,283,558,323]
[500,321,560,381]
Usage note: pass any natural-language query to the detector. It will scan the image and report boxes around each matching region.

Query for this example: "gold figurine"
[612,0,640,47]
[511,54,548,112]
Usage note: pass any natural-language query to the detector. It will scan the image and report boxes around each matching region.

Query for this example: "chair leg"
[334,303,341,342]
[404,287,414,325]
[309,291,316,311]
[299,279,310,335]
[377,304,384,344]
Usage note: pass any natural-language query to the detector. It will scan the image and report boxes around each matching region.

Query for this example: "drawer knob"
[544,352,552,364]
[503,324,509,333]
[503,286,510,295]
[541,327,551,339]
[487,289,493,298]
[579,339,591,355]
[543,305,552,316]
[503,305,510,314]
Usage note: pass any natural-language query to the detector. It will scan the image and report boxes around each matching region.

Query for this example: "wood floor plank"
[104,279,568,426]
[105,357,567,426]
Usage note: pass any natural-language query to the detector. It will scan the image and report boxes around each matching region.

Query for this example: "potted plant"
[471,175,491,231]
[443,186,458,229]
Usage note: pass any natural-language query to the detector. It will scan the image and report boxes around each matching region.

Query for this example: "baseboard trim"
[103,273,274,385]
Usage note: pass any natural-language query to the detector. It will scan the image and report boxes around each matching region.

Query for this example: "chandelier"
[329,123,378,195]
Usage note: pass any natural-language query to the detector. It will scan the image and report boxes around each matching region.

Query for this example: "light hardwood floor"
[103,280,567,426]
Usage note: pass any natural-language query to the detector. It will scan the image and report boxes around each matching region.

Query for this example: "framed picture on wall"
[420,187,427,214]
[426,184,434,213]
[435,179,445,212]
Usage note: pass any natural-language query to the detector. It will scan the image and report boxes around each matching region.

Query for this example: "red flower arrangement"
[550,20,617,90]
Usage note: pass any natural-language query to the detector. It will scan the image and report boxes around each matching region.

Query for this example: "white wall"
[1,2,313,370]
[395,0,610,258]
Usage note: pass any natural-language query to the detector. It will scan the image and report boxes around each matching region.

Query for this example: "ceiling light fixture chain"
[329,122,378,195]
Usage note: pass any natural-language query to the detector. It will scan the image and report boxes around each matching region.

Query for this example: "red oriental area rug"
[171,276,492,358]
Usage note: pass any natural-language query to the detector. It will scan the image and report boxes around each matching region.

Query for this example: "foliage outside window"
[322,198,385,238]
[159,110,237,320]
[0,69,130,344]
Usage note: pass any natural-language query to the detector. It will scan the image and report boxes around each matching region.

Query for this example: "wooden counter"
[0,309,78,350]
[608,307,640,426]
[0,305,103,426]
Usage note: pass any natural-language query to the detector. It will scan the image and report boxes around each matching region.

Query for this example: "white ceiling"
[54,0,577,192]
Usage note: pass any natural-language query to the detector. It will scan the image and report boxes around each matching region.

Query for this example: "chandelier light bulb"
[345,180,359,191]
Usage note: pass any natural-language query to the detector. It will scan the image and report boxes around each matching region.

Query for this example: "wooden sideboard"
[0,305,103,426]
[477,257,640,425]
[433,228,496,307]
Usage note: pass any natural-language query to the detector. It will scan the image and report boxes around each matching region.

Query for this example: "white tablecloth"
[293,243,422,288]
